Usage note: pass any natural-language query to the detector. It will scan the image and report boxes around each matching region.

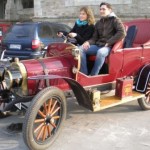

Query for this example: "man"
[80,2,126,76]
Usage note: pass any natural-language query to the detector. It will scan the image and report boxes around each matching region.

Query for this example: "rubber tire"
[138,80,150,110]
[138,97,150,110]
[23,87,67,150]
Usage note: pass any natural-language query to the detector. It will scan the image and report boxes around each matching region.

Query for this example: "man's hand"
[68,32,77,38]
[82,41,90,50]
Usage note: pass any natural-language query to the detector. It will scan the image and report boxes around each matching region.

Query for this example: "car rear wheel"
[138,80,150,110]
[23,87,67,150]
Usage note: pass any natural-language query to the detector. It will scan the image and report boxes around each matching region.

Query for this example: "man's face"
[100,5,112,17]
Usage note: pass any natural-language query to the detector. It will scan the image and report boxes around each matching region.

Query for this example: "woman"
[58,6,95,45]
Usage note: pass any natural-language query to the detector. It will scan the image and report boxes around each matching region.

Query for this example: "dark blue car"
[1,22,71,60]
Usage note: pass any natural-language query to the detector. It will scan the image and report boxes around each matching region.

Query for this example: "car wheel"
[138,80,150,110]
[23,87,67,150]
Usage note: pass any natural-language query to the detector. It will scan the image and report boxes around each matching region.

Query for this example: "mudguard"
[136,64,150,93]
[28,75,93,111]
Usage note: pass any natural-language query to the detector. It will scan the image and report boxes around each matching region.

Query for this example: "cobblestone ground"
[0,97,150,150]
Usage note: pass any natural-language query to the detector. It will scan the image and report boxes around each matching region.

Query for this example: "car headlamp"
[4,68,22,89]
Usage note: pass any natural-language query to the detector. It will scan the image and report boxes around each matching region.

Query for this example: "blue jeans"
[80,45,111,75]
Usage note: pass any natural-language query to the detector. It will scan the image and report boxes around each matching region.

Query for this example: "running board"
[92,91,145,112]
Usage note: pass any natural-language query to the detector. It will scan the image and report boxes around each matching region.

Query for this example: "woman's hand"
[68,32,77,38]
[82,41,90,50]
[57,32,64,37]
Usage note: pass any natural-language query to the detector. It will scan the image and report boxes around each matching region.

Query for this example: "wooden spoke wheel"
[138,80,150,110]
[23,87,66,150]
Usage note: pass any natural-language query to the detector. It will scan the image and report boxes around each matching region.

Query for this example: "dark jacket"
[64,23,94,45]
[88,13,126,47]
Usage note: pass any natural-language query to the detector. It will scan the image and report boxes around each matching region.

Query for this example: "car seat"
[123,25,138,48]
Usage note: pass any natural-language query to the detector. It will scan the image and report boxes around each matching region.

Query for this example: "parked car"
[1,22,71,60]
[0,19,150,150]
[0,23,11,45]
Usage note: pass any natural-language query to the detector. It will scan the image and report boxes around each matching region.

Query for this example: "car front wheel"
[23,87,67,150]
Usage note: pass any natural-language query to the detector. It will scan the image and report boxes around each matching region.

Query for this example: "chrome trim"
[4,70,13,89]
[11,62,28,96]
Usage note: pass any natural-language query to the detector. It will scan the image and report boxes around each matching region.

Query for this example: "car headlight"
[4,69,22,89]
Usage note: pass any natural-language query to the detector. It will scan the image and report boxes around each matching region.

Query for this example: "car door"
[121,47,143,76]
[142,45,150,65]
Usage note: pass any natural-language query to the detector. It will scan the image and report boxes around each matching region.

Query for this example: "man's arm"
[87,21,99,45]
[107,18,126,46]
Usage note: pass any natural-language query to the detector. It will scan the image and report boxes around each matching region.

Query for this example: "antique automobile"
[0,19,150,150]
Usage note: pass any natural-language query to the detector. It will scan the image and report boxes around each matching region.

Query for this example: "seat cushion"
[125,19,150,46]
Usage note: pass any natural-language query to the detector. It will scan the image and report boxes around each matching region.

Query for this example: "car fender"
[135,63,150,93]
[28,75,93,111]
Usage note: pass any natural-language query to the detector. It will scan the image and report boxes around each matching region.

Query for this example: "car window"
[8,24,35,37]
[52,24,71,38]
[38,24,53,38]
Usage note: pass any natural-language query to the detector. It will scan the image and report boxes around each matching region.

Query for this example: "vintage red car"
[0,19,150,150]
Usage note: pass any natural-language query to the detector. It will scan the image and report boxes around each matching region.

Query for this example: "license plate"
[10,44,21,49]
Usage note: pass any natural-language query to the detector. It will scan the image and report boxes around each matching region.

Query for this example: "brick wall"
[33,0,150,27]
[4,0,150,27]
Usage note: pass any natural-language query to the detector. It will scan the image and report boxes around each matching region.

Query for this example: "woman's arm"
[75,25,95,45]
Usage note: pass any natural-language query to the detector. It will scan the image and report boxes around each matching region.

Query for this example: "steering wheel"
[62,35,77,45]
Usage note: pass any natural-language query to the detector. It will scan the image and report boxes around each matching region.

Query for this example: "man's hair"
[100,2,112,9]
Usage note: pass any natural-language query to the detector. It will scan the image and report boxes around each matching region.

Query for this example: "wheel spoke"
[42,126,47,141]
[147,95,150,103]
[50,122,56,128]
[37,126,45,140]
[34,119,45,123]
[146,90,150,95]
[50,101,57,114]
[51,107,60,117]
[38,110,46,118]
[47,99,52,114]
[43,102,47,114]
[47,125,51,137]
[34,123,44,133]
[146,82,150,103]
[52,116,60,120]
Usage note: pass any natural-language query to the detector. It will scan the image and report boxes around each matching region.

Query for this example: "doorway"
[0,0,7,19]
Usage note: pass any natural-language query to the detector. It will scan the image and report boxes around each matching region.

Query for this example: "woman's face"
[79,10,88,21]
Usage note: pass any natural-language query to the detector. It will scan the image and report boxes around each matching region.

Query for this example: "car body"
[0,19,150,150]
[1,22,71,60]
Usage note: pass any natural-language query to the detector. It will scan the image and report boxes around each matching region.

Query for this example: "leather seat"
[125,19,150,47]
[123,25,138,48]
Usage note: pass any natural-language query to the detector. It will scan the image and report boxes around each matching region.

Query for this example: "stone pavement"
[0,97,150,150]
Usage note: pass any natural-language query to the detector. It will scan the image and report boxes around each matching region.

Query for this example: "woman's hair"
[80,7,95,25]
